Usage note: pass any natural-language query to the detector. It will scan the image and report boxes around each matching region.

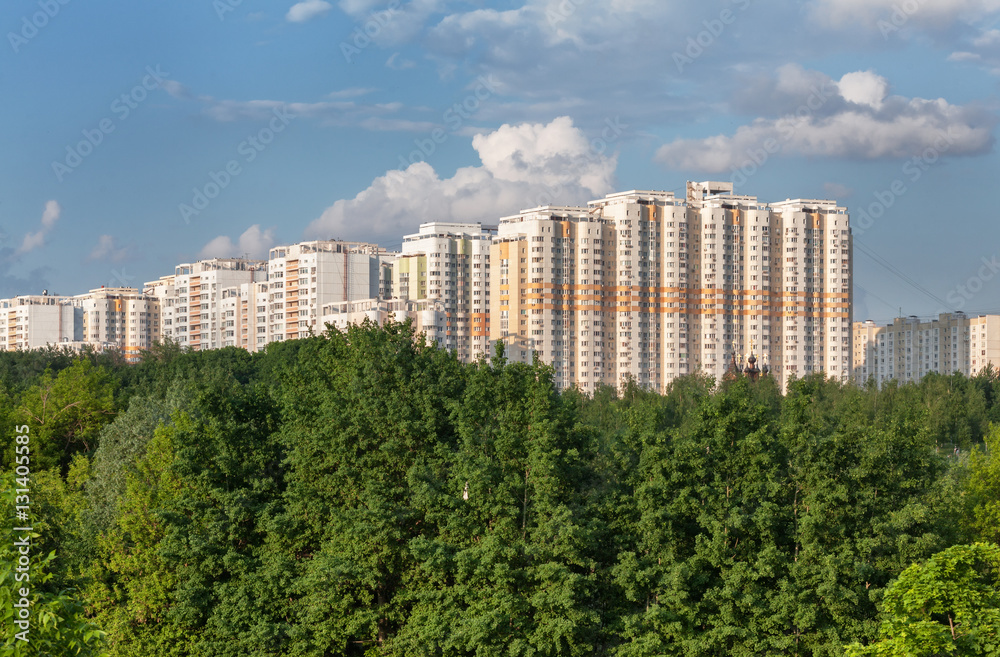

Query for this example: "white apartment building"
[144,258,266,351]
[266,240,393,344]
[491,183,852,393]
[0,288,160,361]
[0,293,78,351]
[235,281,271,352]
[393,223,494,361]
[853,313,1000,385]
[320,298,428,333]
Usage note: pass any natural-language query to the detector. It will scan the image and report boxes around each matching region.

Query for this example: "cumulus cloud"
[656,66,995,173]
[286,0,332,23]
[88,235,131,262]
[837,70,889,109]
[199,225,277,260]
[305,117,617,242]
[18,201,61,254]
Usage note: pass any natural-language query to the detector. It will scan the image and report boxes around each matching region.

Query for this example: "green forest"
[1,320,999,656]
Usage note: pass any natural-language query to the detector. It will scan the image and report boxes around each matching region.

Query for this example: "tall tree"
[845,543,1000,656]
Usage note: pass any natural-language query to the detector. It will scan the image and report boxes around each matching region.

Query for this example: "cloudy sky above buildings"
[2,0,999,322]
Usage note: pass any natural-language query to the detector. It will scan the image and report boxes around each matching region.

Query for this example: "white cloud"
[286,0,332,23]
[88,235,131,262]
[385,52,416,70]
[18,201,60,254]
[973,27,1000,47]
[808,0,1000,30]
[199,225,277,260]
[305,117,617,242]
[837,70,888,109]
[950,26,1000,73]
[159,79,435,132]
[656,66,995,173]
[948,50,983,61]
[327,87,377,99]
[823,182,853,198]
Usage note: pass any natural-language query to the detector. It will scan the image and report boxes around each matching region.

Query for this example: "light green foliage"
[14,360,115,472]
[966,426,1000,546]
[86,421,187,657]
[846,543,1000,656]
[0,474,107,657]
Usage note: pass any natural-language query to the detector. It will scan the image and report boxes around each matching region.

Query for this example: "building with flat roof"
[490,183,851,392]
[144,258,265,351]
[853,313,1000,385]
[393,223,494,361]
[0,287,159,361]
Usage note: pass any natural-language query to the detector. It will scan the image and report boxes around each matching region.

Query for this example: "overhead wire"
[853,238,953,310]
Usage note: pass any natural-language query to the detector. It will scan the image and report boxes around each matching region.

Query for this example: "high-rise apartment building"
[393,223,494,361]
[78,287,161,362]
[320,298,428,333]
[491,183,852,392]
[265,240,393,343]
[144,258,266,351]
[852,313,1000,385]
[0,287,160,361]
[0,293,78,351]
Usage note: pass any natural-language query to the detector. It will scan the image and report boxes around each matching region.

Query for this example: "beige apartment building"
[491,183,852,393]
[853,313,1000,385]
[79,287,161,362]
[320,298,428,333]
[0,287,160,361]
[393,223,494,361]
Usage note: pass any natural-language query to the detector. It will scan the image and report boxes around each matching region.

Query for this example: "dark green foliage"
[0,326,998,656]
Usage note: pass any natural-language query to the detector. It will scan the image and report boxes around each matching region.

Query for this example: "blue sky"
[2,0,999,324]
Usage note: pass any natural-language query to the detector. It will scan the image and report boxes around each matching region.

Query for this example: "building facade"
[78,287,161,362]
[0,294,77,351]
[393,223,494,361]
[145,258,266,351]
[266,241,393,344]
[490,183,852,393]
[0,288,160,361]
[852,313,1000,385]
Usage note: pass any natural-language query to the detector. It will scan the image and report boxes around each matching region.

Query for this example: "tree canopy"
[0,322,997,656]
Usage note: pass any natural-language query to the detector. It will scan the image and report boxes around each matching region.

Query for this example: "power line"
[854,239,953,310]
[854,283,898,315]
